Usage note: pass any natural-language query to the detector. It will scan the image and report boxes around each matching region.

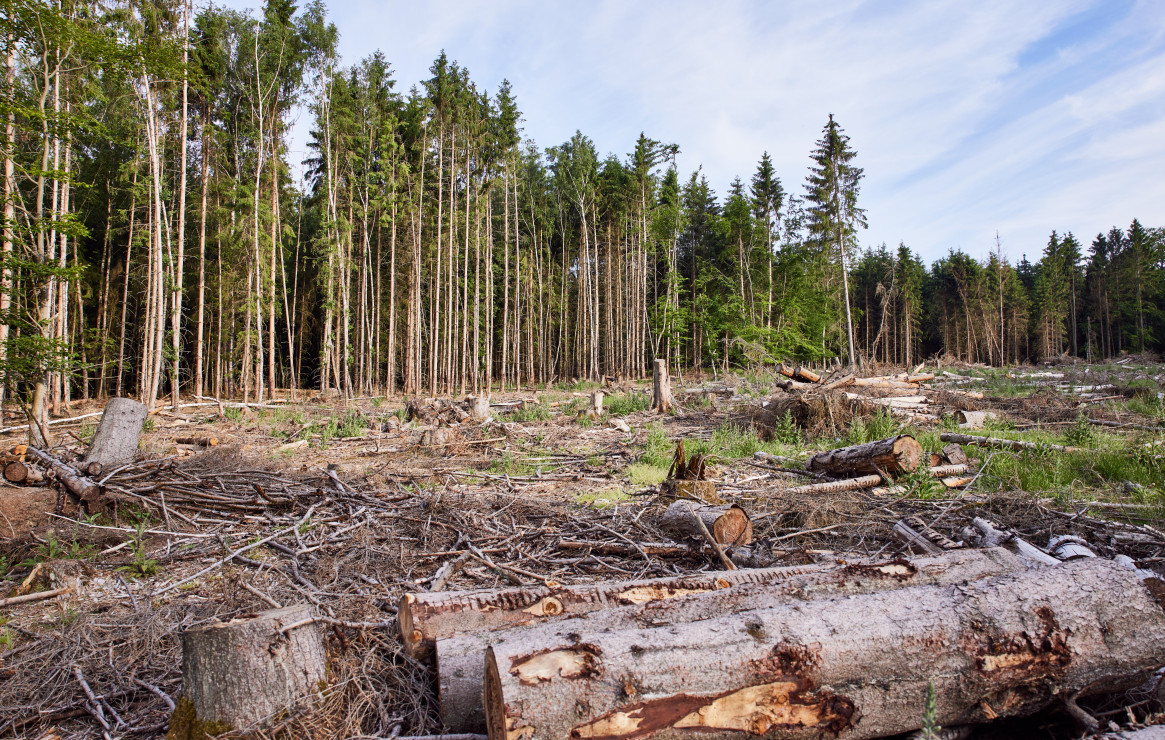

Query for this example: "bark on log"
[437,549,1025,732]
[940,432,1083,454]
[83,397,147,468]
[170,604,326,737]
[650,360,674,414]
[3,460,44,484]
[805,435,924,476]
[777,364,795,378]
[25,447,101,502]
[402,563,863,661]
[792,366,821,383]
[445,551,1022,730]
[174,436,219,447]
[658,503,751,546]
[822,374,855,390]
[483,558,1165,740]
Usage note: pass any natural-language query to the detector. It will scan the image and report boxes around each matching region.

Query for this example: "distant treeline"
[3,0,1163,429]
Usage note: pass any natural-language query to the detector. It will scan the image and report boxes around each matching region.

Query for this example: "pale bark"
[83,397,146,467]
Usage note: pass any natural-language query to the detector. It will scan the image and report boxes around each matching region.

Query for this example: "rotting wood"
[483,558,1165,740]
[942,443,968,465]
[83,397,147,468]
[590,391,603,416]
[806,434,924,477]
[940,432,1084,454]
[173,436,219,447]
[439,549,1026,732]
[962,517,1060,566]
[170,604,326,737]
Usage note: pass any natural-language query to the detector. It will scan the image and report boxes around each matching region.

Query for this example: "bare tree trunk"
[194,103,209,398]
[170,0,189,410]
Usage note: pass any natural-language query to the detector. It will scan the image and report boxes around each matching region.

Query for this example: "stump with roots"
[168,604,326,738]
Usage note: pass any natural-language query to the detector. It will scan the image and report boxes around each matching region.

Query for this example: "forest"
[3,0,1164,426]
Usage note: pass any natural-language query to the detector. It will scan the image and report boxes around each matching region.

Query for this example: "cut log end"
[659,502,752,546]
[483,647,507,740]
[806,434,924,477]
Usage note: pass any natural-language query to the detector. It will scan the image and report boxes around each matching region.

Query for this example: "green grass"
[845,409,902,445]
[489,452,537,476]
[574,488,634,508]
[606,392,650,416]
[979,442,1163,498]
[638,421,804,471]
[504,402,552,423]
[627,463,669,486]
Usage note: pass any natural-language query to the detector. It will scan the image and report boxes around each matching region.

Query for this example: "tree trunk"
[651,358,673,414]
[83,397,147,468]
[484,558,1165,740]
[590,391,603,416]
[658,502,752,545]
[438,548,1024,732]
[805,434,924,476]
[169,604,326,737]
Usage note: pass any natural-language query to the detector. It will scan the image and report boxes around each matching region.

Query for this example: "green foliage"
[641,424,673,468]
[504,402,552,423]
[573,488,634,509]
[917,681,940,740]
[845,410,900,446]
[773,410,803,446]
[117,523,160,579]
[627,463,668,486]
[606,392,650,416]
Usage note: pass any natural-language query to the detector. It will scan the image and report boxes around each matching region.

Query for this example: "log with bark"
[805,434,925,477]
[940,432,1083,454]
[786,474,883,495]
[792,366,821,383]
[3,460,44,484]
[658,502,752,546]
[483,558,1165,740]
[650,359,675,413]
[83,397,147,468]
[439,548,1024,732]
[169,604,326,736]
[25,447,101,503]
[174,436,219,447]
[401,562,865,661]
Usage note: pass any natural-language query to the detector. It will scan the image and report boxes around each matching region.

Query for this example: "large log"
[84,397,147,468]
[940,431,1083,454]
[805,434,924,476]
[483,558,1165,740]
[658,502,752,546]
[169,604,326,738]
[402,562,852,661]
[437,549,1025,732]
[650,359,674,413]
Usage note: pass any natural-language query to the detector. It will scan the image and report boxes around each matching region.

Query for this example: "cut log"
[174,436,219,447]
[956,410,997,429]
[468,395,491,420]
[3,460,44,484]
[483,558,1165,740]
[83,397,147,468]
[170,604,326,737]
[964,518,1060,566]
[658,502,752,546]
[787,474,883,495]
[440,548,1025,732]
[942,443,968,465]
[776,363,795,378]
[25,447,101,502]
[1047,535,1096,561]
[401,563,862,661]
[805,435,925,476]
[792,365,820,383]
[650,359,674,414]
[822,374,855,390]
[894,516,960,555]
[940,432,1083,454]
[927,463,968,477]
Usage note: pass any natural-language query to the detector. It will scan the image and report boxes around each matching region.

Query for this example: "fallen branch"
[0,586,72,608]
[939,432,1083,454]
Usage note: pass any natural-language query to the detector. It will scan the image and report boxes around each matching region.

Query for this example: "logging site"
[0,358,1163,740]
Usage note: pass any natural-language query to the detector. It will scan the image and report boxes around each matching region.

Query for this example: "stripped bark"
[484,558,1165,740]
[650,359,673,414]
[437,549,1025,732]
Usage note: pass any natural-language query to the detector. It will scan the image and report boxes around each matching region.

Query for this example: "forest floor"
[0,357,1163,739]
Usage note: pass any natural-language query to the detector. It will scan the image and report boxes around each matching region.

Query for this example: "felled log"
[650,359,674,413]
[1047,535,1096,560]
[822,374,855,390]
[963,517,1059,566]
[482,558,1165,740]
[3,460,44,484]
[787,474,883,495]
[83,397,147,468]
[174,436,219,447]
[401,563,858,661]
[940,432,1083,454]
[658,502,752,546]
[777,363,795,378]
[440,549,1024,732]
[793,365,820,383]
[806,434,924,476]
[170,604,326,737]
[927,463,968,477]
[555,540,690,557]
[25,447,101,502]
[894,516,960,555]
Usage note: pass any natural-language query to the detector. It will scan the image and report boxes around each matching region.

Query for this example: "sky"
[225,0,1165,264]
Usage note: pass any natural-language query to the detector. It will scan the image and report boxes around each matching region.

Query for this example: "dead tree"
[436,548,1025,732]
[650,359,674,413]
[484,558,1165,740]
[84,397,147,468]
[806,434,924,476]
[169,604,326,737]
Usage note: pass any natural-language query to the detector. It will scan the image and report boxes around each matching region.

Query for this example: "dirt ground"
[0,359,1163,739]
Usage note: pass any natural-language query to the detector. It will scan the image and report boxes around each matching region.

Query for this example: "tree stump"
[467,395,491,420]
[83,397,147,469]
[659,502,752,545]
[168,604,326,738]
[805,434,924,476]
[650,359,674,414]
[590,391,604,416]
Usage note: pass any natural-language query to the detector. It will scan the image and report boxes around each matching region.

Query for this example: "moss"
[165,696,233,740]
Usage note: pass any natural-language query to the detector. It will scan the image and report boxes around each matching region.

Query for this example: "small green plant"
[1064,414,1100,448]
[573,488,634,509]
[505,402,552,423]
[773,410,803,446]
[917,681,940,739]
[846,410,900,445]
[118,522,160,579]
[78,422,97,444]
[223,406,244,423]
[641,424,674,468]
[902,468,946,499]
[576,412,593,428]
[142,416,156,432]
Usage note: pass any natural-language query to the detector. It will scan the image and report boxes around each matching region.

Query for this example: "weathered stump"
[84,397,147,468]
[650,359,673,413]
[467,395,491,420]
[168,604,326,738]
[590,391,604,416]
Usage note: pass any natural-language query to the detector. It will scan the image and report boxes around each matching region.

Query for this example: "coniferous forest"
[3,0,1164,425]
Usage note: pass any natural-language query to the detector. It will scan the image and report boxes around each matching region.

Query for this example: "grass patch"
[574,488,634,509]
[627,463,668,486]
[489,452,537,476]
[981,442,1164,497]
[504,402,552,423]
[606,392,650,416]
[845,410,902,445]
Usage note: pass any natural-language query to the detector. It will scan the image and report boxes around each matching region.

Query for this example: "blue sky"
[229,0,1165,264]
